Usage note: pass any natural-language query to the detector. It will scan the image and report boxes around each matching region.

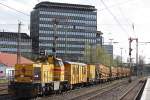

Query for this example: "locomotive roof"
[64,61,86,66]
[55,58,62,61]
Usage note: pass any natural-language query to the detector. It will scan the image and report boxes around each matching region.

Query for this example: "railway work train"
[8,55,130,99]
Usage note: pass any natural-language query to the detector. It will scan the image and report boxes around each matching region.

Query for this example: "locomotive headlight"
[34,75,38,78]
[20,75,24,77]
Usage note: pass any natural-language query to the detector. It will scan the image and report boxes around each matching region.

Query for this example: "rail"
[37,78,130,100]
[36,77,139,100]
[0,83,8,95]
[69,79,129,100]
[119,79,146,100]
[134,80,146,100]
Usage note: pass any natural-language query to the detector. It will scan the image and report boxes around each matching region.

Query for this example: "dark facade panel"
[39,14,96,21]
[30,1,99,61]
[39,34,96,39]
[39,27,97,33]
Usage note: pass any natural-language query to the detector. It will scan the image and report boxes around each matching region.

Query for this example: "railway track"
[69,77,141,100]
[70,79,133,100]
[0,83,11,100]
[119,79,146,100]
[0,83,8,87]
[38,77,136,100]
[87,78,141,100]
[2,77,141,100]
[0,83,8,94]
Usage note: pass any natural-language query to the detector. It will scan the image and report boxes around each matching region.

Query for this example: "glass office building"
[102,45,113,57]
[30,2,97,61]
[0,32,32,55]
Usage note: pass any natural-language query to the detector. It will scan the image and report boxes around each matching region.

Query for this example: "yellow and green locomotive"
[8,56,68,98]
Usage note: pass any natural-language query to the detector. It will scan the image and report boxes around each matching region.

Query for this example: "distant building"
[0,32,32,56]
[102,45,113,57]
[0,52,33,67]
[0,52,33,79]
[30,1,98,61]
[0,64,6,79]
[96,31,103,46]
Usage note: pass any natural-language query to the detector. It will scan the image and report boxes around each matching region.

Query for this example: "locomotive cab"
[8,56,68,99]
[8,63,37,98]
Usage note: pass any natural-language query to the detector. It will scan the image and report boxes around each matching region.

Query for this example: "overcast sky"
[0,0,150,63]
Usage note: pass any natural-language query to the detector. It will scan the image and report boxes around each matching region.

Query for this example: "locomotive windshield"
[34,67,41,81]
[54,59,64,67]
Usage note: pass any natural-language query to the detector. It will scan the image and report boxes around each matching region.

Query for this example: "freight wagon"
[64,61,87,89]
[95,64,110,82]
[8,56,130,99]
[87,64,96,85]
[111,67,118,80]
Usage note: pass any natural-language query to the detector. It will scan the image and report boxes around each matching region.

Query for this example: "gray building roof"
[0,32,31,39]
[34,1,96,11]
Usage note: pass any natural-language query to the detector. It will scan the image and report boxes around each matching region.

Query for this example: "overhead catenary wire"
[117,6,137,38]
[0,0,138,36]
[100,0,130,38]
[0,0,137,22]
[0,2,30,31]
[0,2,30,16]
[98,0,137,12]
[96,0,138,38]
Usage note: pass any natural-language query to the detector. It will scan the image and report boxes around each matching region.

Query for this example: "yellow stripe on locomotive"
[53,58,65,81]
[15,64,33,83]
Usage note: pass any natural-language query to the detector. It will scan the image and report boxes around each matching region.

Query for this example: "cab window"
[55,60,64,67]
[34,67,41,80]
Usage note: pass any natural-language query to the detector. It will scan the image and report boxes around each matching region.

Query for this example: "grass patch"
[0,79,8,83]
